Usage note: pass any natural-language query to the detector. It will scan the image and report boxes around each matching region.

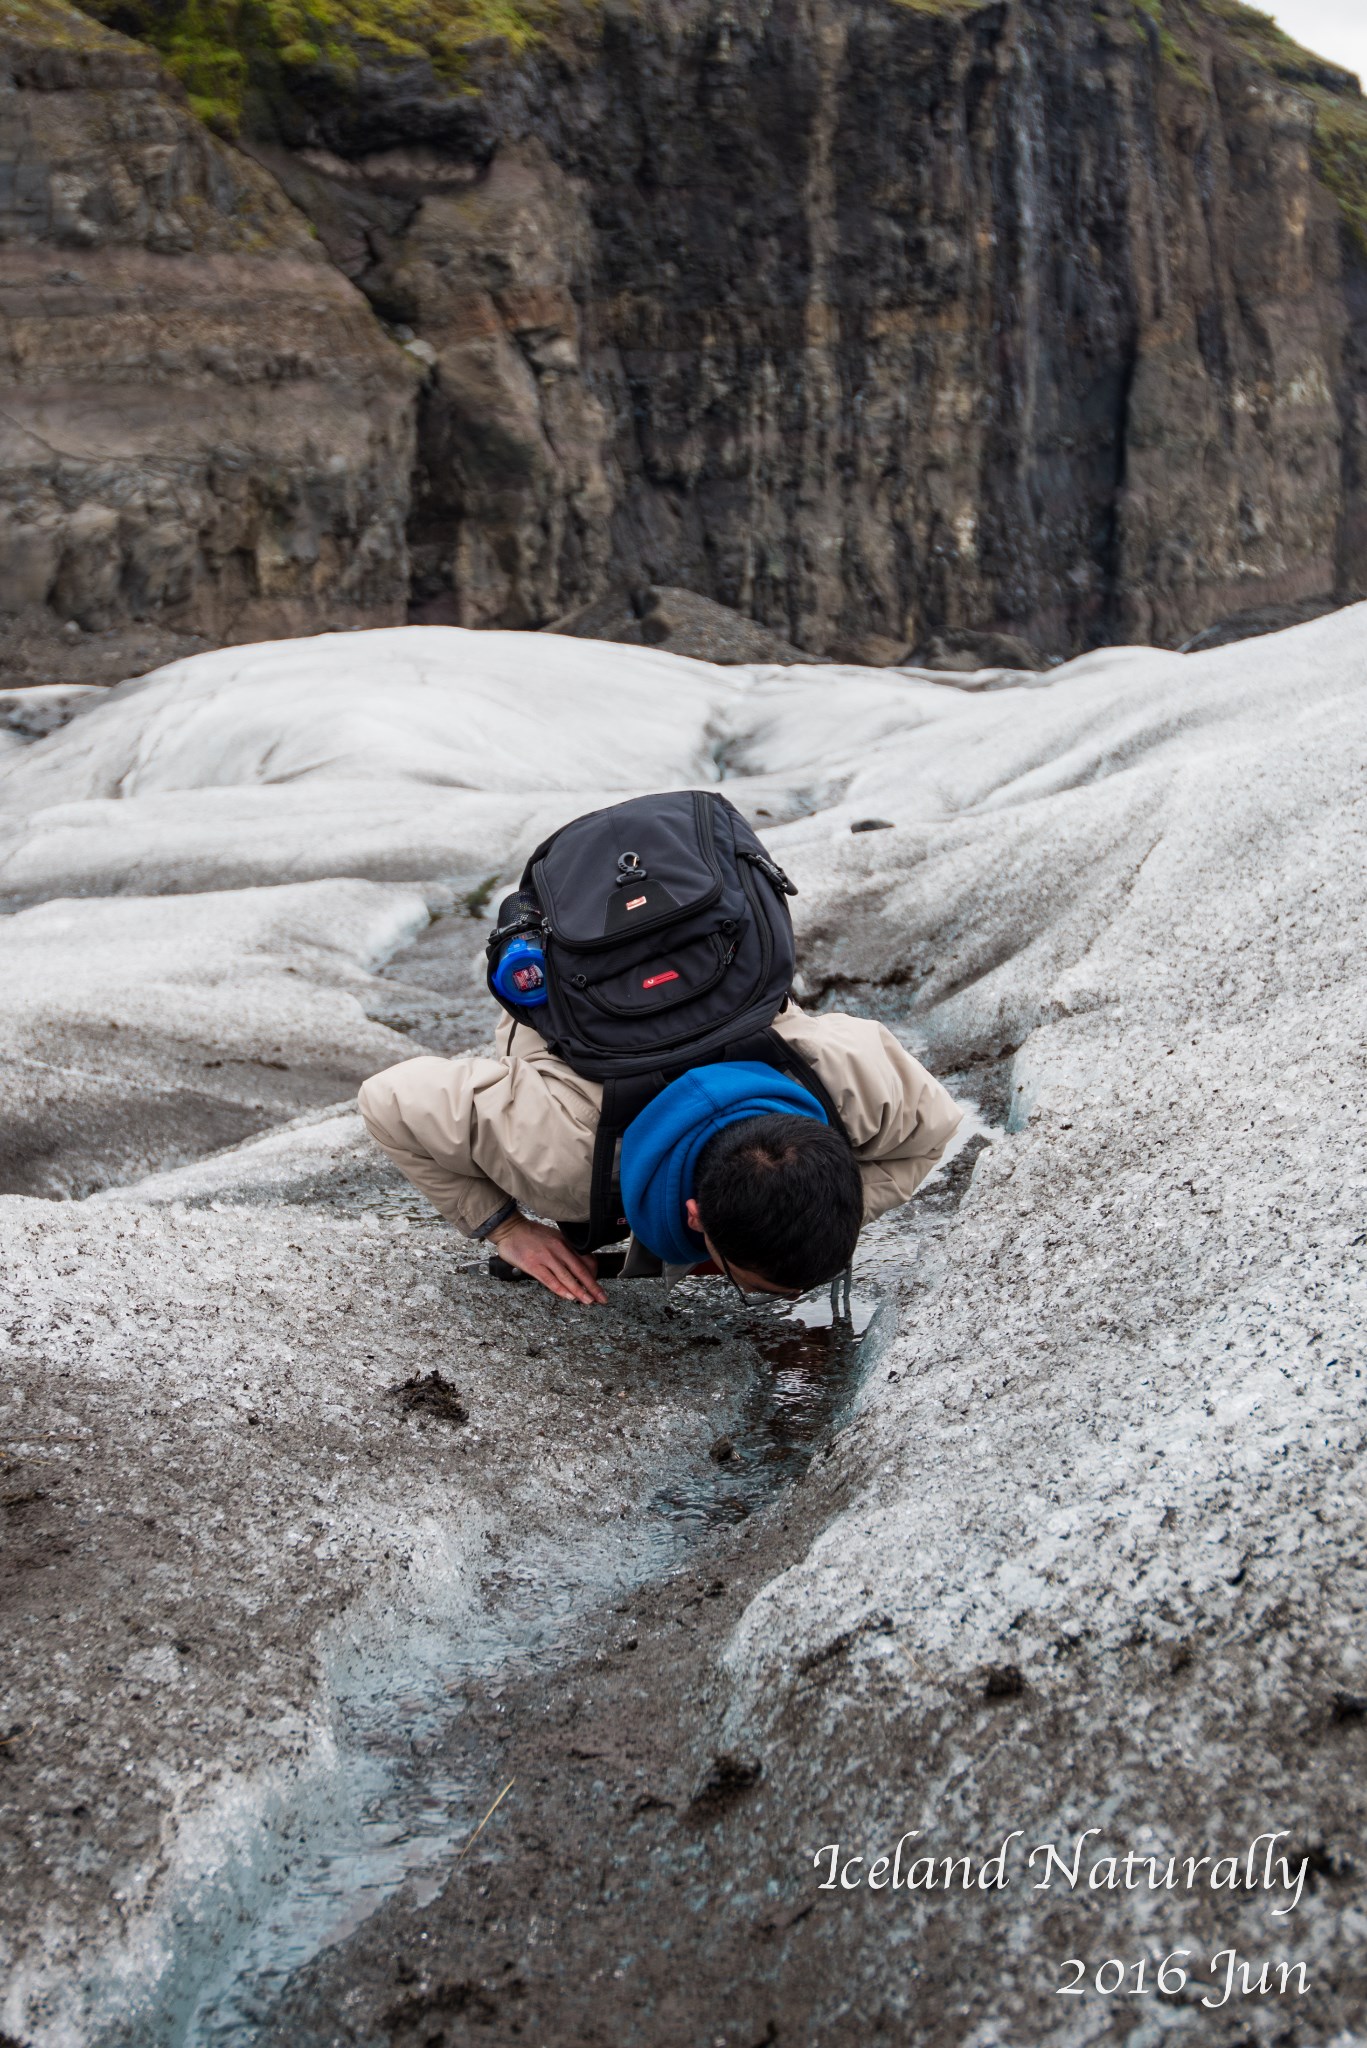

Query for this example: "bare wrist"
[488,1210,523,1245]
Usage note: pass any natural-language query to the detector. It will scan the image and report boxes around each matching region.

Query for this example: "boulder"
[912,628,1048,674]
[545,584,820,665]
[824,632,912,669]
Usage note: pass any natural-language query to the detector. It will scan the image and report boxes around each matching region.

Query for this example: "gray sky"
[1264,1,1367,85]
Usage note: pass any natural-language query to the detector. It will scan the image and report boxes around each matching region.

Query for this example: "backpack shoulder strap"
[559,1070,670,1255]
[722,1026,851,1143]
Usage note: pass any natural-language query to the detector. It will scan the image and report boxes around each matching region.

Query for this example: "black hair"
[694,1113,862,1290]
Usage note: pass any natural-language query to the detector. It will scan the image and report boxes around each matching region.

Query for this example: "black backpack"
[485,789,846,1252]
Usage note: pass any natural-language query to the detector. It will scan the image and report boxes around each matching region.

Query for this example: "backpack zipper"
[574,932,735,1018]
[737,856,774,987]
[738,848,798,896]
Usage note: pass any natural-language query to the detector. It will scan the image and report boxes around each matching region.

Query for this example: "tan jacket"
[358,1008,962,1239]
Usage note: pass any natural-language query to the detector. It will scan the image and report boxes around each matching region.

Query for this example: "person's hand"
[489,1214,607,1305]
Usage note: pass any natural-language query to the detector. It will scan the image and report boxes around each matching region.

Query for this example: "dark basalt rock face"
[245,0,1367,658]
[10,0,1367,673]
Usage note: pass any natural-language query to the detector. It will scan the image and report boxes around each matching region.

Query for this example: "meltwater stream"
[79,912,976,2046]
[92,1284,888,2048]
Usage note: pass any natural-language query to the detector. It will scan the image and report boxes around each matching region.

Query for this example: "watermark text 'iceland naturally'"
[813,1830,1308,1915]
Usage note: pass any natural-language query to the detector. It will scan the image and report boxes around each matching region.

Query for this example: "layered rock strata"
[5,0,1367,673]
[0,0,417,684]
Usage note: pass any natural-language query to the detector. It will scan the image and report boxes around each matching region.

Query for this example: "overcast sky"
[1265,0,1367,85]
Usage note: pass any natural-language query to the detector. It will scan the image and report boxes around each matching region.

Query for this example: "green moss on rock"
[1310,91,1367,257]
[888,0,992,15]
[1133,0,1205,90]
[3,0,137,51]
[75,0,556,132]
[1196,1,1367,256]
[1202,0,1359,89]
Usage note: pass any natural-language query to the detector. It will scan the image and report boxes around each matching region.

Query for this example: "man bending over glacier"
[357,792,960,1305]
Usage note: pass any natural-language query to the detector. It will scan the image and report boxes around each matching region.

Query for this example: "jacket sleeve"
[848,1023,962,1222]
[776,1010,963,1224]
[356,1039,603,1237]
[357,1056,516,1237]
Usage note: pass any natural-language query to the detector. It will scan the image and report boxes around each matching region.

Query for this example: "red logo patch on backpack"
[642,970,679,990]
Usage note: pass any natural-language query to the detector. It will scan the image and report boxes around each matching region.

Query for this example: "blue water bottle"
[489,892,549,1008]
[493,934,548,1007]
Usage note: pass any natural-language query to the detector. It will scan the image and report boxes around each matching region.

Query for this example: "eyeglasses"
[716,1249,803,1303]
[717,1248,748,1304]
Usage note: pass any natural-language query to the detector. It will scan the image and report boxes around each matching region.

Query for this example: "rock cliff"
[6,0,1367,672]
[0,0,417,684]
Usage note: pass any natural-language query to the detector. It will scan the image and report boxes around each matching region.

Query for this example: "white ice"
[4,608,1367,2039]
